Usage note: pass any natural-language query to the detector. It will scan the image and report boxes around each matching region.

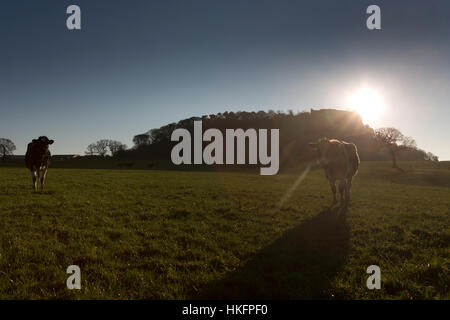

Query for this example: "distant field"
[0,161,448,299]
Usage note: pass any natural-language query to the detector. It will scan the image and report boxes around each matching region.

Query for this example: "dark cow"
[25,136,54,190]
[309,138,360,205]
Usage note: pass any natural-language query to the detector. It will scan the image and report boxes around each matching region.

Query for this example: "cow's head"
[32,136,54,151]
[309,137,330,165]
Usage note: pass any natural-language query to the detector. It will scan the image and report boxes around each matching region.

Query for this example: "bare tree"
[0,138,16,160]
[375,127,417,168]
[108,140,127,157]
[402,136,417,149]
[86,139,127,157]
[85,139,109,157]
[85,143,96,156]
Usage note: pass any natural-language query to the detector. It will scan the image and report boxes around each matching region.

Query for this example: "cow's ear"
[49,140,54,145]
[309,142,318,149]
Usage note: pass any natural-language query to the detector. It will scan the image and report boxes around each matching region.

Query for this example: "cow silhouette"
[25,136,54,190]
[309,138,360,204]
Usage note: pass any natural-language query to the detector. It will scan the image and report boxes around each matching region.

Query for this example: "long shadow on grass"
[194,205,350,299]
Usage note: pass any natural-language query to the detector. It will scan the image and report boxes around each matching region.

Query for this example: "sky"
[0,0,449,159]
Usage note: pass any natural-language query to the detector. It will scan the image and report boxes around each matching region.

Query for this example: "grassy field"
[0,161,448,299]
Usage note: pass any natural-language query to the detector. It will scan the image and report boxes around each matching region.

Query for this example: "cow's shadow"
[193,205,350,299]
[32,190,56,195]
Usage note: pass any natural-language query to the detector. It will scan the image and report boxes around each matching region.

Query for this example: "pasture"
[0,161,448,299]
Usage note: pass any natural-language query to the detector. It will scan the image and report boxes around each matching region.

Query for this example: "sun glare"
[347,88,386,123]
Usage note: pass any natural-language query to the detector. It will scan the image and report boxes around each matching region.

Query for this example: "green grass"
[0,161,448,299]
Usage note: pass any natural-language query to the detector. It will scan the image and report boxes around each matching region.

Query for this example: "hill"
[120,109,429,169]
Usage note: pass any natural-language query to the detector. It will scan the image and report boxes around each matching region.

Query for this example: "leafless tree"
[0,138,16,160]
[108,140,127,157]
[86,139,127,157]
[85,139,109,157]
[85,143,96,156]
[375,127,417,168]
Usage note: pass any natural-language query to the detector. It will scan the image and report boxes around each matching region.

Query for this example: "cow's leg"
[338,180,346,203]
[345,177,353,201]
[325,169,337,205]
[40,166,48,190]
[329,179,337,205]
[31,168,38,191]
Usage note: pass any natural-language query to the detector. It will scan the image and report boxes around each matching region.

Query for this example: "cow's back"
[321,139,359,180]
[343,142,360,176]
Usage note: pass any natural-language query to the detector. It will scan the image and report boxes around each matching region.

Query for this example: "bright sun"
[347,88,386,123]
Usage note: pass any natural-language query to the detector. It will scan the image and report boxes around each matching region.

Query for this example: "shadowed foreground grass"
[0,161,448,299]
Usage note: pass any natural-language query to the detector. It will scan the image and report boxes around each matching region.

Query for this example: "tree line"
[118,109,439,169]
[0,109,440,168]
